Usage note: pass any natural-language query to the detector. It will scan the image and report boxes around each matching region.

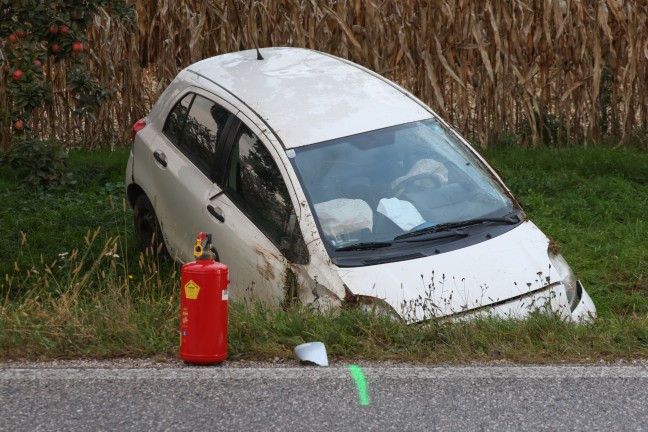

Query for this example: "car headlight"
[548,252,579,310]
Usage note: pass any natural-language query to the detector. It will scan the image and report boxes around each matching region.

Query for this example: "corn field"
[2,0,648,148]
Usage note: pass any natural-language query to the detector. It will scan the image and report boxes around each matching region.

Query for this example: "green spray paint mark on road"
[348,365,370,406]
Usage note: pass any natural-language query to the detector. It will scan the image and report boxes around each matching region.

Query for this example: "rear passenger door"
[148,90,234,261]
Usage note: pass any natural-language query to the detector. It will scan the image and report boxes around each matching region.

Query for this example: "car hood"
[337,221,562,322]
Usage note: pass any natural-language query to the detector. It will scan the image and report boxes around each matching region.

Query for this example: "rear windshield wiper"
[394,214,520,241]
[335,241,392,252]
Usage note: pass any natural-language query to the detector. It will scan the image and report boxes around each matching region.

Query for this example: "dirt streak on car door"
[205,189,287,306]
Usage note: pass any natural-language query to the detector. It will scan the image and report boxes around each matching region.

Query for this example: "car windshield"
[289,119,516,253]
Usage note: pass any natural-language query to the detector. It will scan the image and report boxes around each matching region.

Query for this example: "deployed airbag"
[377,197,426,231]
[314,198,373,238]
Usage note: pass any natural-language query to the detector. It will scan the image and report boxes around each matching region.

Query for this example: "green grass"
[1,145,647,362]
[0,148,132,278]
[229,305,648,362]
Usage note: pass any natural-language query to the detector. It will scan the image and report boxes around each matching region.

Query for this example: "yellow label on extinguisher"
[184,280,201,300]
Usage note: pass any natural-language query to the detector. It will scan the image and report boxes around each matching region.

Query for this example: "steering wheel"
[393,172,444,198]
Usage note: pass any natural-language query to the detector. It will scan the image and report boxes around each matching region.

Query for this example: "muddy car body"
[126,47,596,323]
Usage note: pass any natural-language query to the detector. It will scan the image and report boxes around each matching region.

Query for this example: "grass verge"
[1,145,647,362]
[486,146,648,317]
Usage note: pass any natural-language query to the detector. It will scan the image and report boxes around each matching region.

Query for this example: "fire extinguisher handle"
[207,205,225,223]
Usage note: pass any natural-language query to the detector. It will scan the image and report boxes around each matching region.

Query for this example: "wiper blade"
[394,214,520,241]
[335,241,392,252]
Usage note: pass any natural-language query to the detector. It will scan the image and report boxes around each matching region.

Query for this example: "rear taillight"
[132,118,146,143]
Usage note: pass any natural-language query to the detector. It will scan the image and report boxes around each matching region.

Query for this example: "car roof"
[185,47,432,149]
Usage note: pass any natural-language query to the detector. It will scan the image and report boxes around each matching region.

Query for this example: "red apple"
[12,69,23,80]
[8,33,18,43]
[49,25,58,35]
[15,29,27,38]
[51,43,61,53]
[33,59,42,68]
[72,41,84,53]
[60,25,69,35]
[14,120,25,131]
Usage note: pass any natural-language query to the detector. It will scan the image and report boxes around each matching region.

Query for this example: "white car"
[126,47,596,323]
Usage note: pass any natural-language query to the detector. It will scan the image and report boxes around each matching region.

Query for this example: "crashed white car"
[126,47,596,323]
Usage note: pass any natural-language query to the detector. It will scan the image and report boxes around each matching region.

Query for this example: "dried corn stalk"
[1,0,646,148]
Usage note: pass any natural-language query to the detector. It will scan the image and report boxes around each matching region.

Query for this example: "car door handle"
[207,205,225,223]
[153,151,167,167]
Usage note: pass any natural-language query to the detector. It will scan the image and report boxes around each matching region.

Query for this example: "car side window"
[162,93,193,143]
[163,93,230,178]
[225,124,308,264]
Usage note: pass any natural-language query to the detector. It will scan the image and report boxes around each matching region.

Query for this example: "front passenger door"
[206,121,308,305]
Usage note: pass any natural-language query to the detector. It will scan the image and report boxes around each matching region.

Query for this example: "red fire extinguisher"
[180,232,229,364]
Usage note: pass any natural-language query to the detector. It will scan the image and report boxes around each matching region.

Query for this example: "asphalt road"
[2,362,648,431]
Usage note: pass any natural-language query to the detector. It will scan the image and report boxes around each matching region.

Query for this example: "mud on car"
[126,47,596,323]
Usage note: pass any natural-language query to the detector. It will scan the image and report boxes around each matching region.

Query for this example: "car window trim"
[212,117,241,188]
[206,115,235,184]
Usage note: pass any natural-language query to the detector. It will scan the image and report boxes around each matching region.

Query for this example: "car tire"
[133,193,168,256]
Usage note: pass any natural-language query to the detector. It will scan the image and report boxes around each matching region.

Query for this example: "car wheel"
[133,194,167,256]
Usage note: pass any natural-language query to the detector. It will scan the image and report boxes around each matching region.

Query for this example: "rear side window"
[163,93,231,178]
[162,93,192,143]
